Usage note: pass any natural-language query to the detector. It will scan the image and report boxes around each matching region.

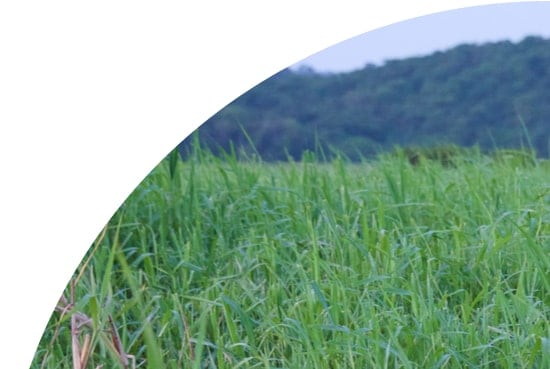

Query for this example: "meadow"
[32,147,550,369]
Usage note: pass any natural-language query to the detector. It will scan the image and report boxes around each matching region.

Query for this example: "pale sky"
[292,2,550,73]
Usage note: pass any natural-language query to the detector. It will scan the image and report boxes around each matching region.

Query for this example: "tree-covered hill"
[179,36,550,160]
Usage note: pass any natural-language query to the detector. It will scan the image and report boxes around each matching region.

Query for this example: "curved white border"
[0,1,533,368]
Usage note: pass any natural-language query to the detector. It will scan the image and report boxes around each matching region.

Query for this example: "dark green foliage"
[179,36,550,160]
[394,145,537,169]
[395,145,473,167]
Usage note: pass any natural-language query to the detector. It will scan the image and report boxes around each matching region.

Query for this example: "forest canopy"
[179,36,550,161]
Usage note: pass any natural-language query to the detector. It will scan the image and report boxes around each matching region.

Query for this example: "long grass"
[32,147,550,368]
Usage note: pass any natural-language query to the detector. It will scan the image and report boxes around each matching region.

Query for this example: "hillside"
[179,36,550,160]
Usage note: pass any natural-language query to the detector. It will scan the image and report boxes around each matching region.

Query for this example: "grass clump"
[490,148,538,168]
[33,147,550,368]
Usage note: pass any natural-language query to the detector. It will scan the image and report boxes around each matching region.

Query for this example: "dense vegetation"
[179,36,550,160]
[33,148,550,368]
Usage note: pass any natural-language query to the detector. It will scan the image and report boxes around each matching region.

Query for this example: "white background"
[0,1,537,368]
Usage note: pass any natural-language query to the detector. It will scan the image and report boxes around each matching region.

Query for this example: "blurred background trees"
[179,36,550,161]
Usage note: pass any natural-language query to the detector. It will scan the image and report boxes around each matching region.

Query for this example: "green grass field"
[32,148,550,369]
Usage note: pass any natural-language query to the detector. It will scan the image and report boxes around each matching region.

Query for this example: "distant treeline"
[179,36,550,161]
